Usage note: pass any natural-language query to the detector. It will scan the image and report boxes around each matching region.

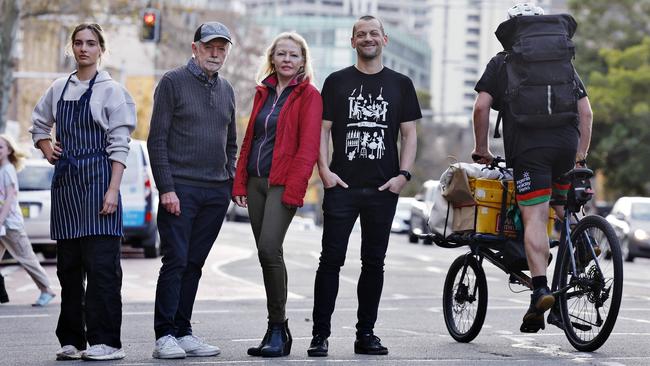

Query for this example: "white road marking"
[618,316,650,324]
[209,244,304,300]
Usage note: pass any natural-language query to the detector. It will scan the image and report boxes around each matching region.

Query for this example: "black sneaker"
[520,287,555,333]
[307,335,328,357]
[354,334,388,355]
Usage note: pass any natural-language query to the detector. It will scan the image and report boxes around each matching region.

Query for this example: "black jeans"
[312,187,398,337]
[154,182,231,339]
[56,235,122,349]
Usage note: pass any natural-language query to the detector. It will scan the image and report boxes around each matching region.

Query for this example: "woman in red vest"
[232,32,321,357]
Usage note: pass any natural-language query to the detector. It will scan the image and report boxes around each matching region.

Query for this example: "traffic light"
[141,8,160,42]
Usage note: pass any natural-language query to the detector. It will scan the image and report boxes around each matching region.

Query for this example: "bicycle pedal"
[508,274,523,285]
[571,322,592,332]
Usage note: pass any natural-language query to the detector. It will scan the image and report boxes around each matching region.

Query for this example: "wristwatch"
[399,170,412,181]
[576,151,588,163]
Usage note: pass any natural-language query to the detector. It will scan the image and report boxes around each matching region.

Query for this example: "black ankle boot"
[260,319,292,357]
[0,274,9,304]
[247,324,272,356]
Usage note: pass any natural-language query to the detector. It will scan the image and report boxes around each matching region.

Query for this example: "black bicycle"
[427,159,623,352]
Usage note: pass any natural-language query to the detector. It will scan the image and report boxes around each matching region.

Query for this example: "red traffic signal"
[141,8,160,42]
[143,12,156,27]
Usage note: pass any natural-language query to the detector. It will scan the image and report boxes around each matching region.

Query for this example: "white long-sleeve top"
[30,70,136,167]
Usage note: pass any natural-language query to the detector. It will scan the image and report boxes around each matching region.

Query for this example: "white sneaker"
[55,345,82,360]
[176,334,221,357]
[153,335,186,359]
[81,344,126,361]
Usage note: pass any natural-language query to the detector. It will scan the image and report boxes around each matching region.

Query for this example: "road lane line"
[209,244,303,300]
[0,314,49,319]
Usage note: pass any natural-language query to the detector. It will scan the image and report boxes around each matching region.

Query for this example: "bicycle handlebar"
[471,154,506,170]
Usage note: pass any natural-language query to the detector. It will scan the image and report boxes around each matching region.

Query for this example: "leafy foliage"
[588,38,650,195]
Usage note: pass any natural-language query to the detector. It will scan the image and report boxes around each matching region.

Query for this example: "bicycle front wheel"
[442,254,488,343]
[558,215,623,352]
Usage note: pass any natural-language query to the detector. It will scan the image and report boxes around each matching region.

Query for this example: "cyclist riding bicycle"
[471,2,594,333]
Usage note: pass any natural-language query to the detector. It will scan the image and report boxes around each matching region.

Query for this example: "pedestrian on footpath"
[31,23,136,361]
[308,15,420,357]
[232,32,322,358]
[0,134,56,307]
[147,21,237,360]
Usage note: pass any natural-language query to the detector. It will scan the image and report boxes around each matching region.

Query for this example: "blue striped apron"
[50,72,122,239]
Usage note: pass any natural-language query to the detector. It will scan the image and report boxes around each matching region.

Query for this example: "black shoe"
[0,275,8,304]
[247,324,272,356]
[520,287,555,333]
[260,319,292,357]
[354,334,388,355]
[307,334,328,357]
[546,304,565,331]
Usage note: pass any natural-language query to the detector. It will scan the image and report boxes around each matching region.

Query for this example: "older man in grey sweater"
[147,21,237,360]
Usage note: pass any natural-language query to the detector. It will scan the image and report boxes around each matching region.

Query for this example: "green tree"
[589,38,650,195]
[569,0,650,81]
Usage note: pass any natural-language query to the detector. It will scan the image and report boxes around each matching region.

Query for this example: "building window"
[466,54,479,61]
[467,28,480,35]
[464,93,476,100]
[466,40,478,48]
[467,15,480,22]
[464,80,475,87]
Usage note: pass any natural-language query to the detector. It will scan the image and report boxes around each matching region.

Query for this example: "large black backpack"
[493,14,579,138]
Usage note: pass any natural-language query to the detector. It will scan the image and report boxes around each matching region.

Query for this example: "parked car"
[17,159,56,259]
[606,196,650,262]
[392,197,416,234]
[409,180,439,244]
[121,140,160,258]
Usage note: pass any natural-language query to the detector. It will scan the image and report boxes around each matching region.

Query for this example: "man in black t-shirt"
[472,3,594,334]
[308,15,420,357]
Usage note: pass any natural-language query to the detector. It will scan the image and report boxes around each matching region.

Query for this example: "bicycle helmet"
[507,3,545,19]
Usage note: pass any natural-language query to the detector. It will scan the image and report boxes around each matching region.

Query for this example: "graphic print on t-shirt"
[345,84,388,161]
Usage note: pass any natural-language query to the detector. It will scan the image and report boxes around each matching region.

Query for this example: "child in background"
[0,134,56,307]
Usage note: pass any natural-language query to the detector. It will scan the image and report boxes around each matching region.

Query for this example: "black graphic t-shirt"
[322,66,421,188]
[475,53,588,164]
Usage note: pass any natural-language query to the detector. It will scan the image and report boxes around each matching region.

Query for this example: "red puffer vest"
[232,75,322,207]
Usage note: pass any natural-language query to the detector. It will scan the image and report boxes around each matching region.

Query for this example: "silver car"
[17,159,56,259]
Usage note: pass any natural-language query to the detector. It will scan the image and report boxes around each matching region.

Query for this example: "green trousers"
[246,177,297,322]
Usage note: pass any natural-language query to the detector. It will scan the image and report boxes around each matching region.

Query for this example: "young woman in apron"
[30,23,136,361]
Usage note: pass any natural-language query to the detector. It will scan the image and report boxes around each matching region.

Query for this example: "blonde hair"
[256,32,315,84]
[0,134,27,171]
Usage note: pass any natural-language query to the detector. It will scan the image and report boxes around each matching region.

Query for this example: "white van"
[121,140,160,257]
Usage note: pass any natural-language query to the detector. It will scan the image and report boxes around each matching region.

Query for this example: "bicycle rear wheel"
[442,254,488,343]
[558,215,623,352]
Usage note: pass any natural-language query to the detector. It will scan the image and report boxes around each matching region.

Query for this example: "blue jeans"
[312,187,398,337]
[154,182,231,339]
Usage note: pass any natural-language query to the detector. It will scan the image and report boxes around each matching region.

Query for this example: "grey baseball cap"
[194,22,232,43]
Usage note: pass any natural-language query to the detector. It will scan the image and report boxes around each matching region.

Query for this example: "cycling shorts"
[512,147,576,206]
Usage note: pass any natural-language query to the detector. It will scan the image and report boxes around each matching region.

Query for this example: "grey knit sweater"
[147,59,237,194]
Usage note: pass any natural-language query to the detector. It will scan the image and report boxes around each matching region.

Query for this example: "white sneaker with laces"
[176,334,221,357]
[81,344,126,361]
[153,335,186,359]
[55,345,82,360]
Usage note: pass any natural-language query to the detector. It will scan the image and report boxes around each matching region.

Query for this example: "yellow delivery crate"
[470,178,554,237]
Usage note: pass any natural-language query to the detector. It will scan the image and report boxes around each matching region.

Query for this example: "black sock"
[532,276,547,291]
